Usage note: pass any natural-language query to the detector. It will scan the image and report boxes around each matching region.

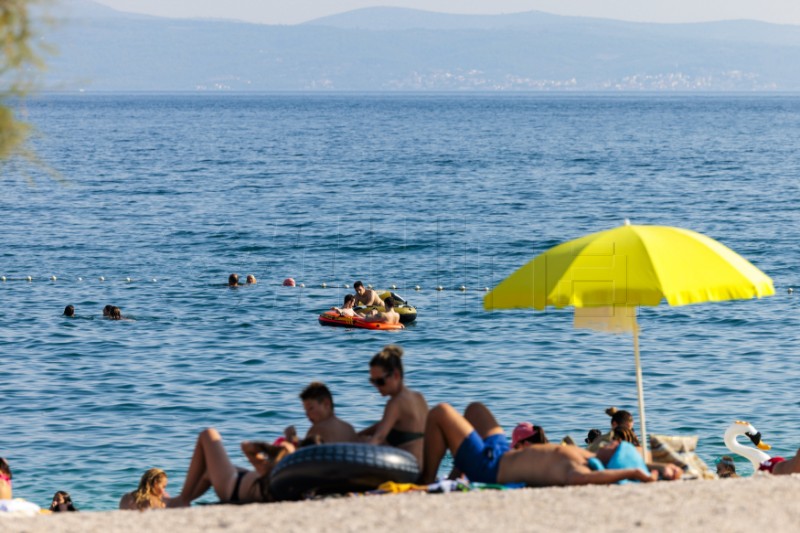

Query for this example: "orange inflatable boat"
[318,311,405,330]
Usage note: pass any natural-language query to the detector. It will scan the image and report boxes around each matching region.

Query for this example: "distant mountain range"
[41,1,800,91]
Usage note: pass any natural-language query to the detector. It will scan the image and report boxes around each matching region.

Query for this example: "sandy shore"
[3,475,800,532]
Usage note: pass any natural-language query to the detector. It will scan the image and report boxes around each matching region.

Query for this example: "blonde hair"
[134,468,167,509]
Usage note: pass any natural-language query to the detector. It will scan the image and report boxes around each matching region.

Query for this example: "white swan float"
[724,420,772,470]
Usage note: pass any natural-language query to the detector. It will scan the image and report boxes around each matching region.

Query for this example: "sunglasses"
[369,374,392,387]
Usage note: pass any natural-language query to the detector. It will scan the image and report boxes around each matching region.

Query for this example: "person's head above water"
[64,305,75,317]
[110,306,122,320]
[102,305,113,317]
[228,273,239,286]
[606,406,633,430]
[246,274,257,284]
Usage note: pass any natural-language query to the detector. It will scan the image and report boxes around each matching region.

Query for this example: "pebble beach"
[3,475,800,533]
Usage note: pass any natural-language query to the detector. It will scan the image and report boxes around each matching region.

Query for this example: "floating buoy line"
[1,275,792,296]
[0,275,491,292]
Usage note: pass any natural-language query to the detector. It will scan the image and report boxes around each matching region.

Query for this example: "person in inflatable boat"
[352,281,384,307]
[419,403,682,486]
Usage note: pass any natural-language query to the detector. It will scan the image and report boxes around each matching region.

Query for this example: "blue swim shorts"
[454,431,510,483]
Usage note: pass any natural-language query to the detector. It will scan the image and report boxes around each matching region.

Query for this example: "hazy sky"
[92,0,800,26]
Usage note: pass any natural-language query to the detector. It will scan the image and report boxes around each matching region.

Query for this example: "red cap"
[511,422,537,448]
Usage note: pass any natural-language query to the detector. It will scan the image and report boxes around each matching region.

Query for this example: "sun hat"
[511,422,537,448]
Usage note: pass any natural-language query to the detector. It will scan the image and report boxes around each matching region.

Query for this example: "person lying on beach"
[300,381,357,443]
[119,468,170,510]
[419,402,682,486]
[50,491,78,512]
[353,281,384,307]
[168,428,295,506]
[330,294,362,318]
[511,422,549,449]
[364,297,400,325]
[0,457,12,499]
[359,345,428,465]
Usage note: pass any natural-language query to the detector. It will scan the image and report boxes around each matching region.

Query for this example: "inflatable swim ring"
[269,443,420,501]
[355,291,417,324]
[318,311,404,330]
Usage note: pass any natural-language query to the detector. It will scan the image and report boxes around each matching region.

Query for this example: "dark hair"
[353,280,364,290]
[343,294,355,305]
[64,305,75,317]
[606,406,633,428]
[370,344,404,378]
[110,306,122,320]
[383,297,395,310]
[585,428,603,445]
[299,382,334,410]
[612,426,640,447]
[228,273,239,286]
[50,491,77,512]
[102,305,113,317]
[525,425,549,445]
[0,457,11,480]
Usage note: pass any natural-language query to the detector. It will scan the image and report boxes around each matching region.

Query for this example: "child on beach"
[359,345,428,465]
[50,491,78,512]
[119,468,170,510]
[300,382,357,443]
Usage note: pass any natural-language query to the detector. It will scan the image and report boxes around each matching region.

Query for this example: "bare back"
[386,388,428,463]
[497,444,594,486]
[307,416,358,443]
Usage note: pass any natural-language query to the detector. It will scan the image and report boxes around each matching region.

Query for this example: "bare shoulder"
[119,492,135,510]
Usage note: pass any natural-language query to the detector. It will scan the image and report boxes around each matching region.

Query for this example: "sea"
[1,93,799,510]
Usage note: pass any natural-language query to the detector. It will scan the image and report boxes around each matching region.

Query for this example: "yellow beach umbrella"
[484,221,774,457]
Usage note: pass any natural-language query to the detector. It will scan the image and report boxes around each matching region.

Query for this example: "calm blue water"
[2,93,799,510]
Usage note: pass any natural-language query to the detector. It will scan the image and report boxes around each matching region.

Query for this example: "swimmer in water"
[229,273,239,287]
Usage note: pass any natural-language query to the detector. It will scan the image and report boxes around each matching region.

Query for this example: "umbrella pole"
[633,325,649,462]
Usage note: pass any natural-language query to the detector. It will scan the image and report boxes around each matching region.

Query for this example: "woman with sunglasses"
[359,345,428,466]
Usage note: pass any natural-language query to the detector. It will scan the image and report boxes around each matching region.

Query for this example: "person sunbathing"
[419,403,681,486]
[119,468,170,510]
[168,428,294,507]
[359,345,428,465]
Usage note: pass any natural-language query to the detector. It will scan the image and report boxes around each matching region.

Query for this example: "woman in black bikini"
[168,428,294,506]
[358,345,429,466]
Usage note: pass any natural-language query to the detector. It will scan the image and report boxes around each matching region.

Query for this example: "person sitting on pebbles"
[119,468,170,510]
[300,381,357,443]
[419,402,682,487]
